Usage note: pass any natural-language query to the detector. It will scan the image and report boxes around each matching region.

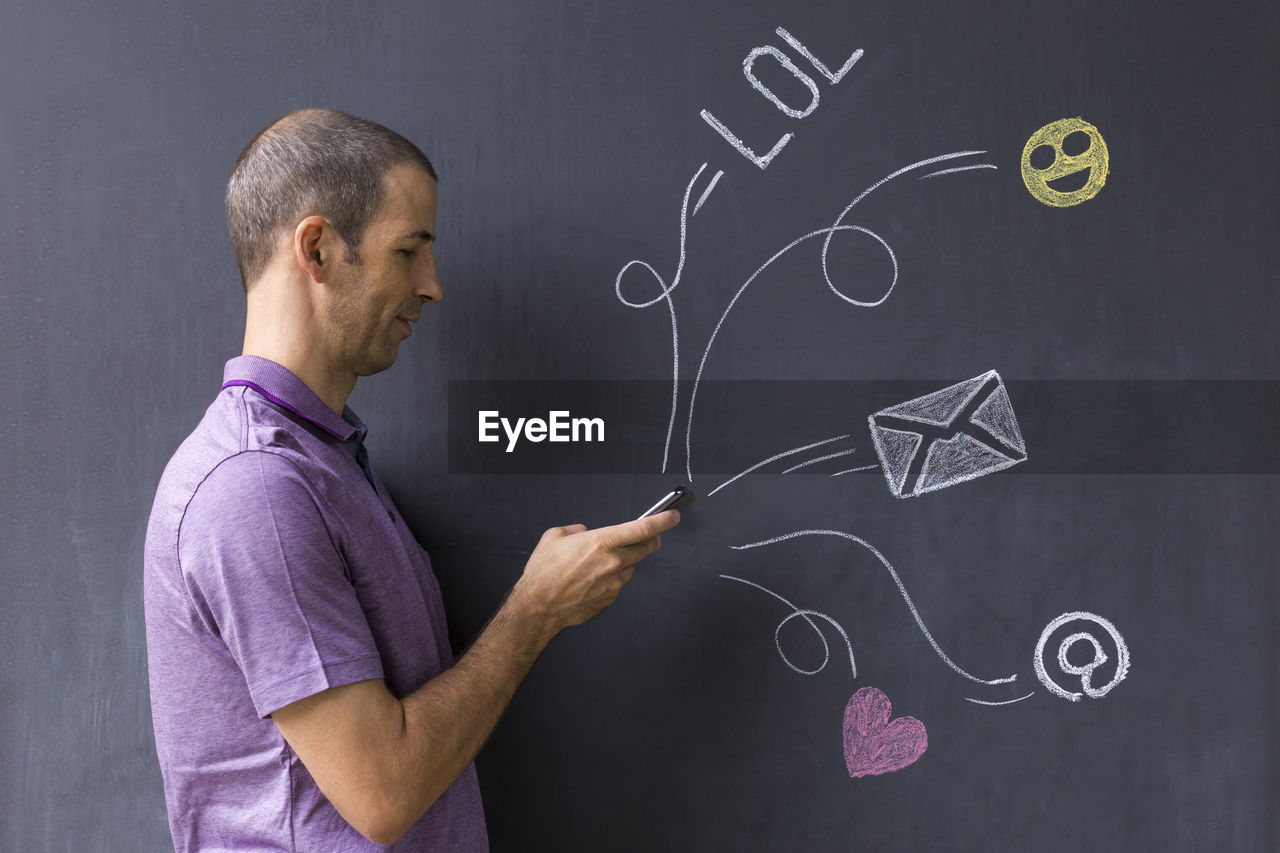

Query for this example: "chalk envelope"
[867,371,1027,498]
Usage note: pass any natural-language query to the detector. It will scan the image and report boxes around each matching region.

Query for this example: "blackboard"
[2,2,1277,851]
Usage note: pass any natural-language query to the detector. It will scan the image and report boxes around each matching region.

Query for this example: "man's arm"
[269,510,681,846]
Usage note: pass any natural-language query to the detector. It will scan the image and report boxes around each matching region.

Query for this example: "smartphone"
[638,485,696,519]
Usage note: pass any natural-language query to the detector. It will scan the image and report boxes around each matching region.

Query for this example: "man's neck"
[242,286,355,415]
[242,343,356,416]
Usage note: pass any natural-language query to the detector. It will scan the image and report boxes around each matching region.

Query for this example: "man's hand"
[508,509,681,638]
[270,508,680,845]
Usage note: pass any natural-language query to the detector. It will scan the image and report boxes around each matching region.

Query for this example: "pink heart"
[842,686,928,778]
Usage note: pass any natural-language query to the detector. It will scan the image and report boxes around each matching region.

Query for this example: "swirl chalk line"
[732,529,1017,686]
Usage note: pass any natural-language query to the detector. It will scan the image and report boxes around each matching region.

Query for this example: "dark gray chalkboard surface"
[2,2,1277,851]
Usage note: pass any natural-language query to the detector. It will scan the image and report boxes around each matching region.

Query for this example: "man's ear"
[292,215,332,284]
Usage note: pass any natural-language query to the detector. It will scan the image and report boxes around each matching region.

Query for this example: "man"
[143,109,679,851]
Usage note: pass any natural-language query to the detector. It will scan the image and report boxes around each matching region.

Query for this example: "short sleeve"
[178,450,385,718]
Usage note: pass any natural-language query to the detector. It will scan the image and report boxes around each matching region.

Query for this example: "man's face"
[321,163,441,377]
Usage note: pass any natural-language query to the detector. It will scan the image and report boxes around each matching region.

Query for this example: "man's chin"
[355,350,399,378]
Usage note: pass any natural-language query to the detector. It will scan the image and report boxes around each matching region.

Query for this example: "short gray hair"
[226,109,437,291]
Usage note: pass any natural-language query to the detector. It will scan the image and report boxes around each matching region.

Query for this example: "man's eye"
[398,249,417,258]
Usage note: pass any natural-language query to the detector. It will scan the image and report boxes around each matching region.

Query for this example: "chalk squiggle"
[684,150,993,481]
[615,162,712,474]
[731,529,1017,686]
[720,574,857,678]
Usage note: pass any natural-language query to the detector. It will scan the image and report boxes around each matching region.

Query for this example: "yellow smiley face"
[1020,117,1109,207]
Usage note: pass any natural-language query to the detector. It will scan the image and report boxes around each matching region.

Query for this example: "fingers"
[521,511,676,632]
[586,510,679,572]
[545,510,679,549]
[613,534,661,568]
[538,523,587,548]
[597,509,681,549]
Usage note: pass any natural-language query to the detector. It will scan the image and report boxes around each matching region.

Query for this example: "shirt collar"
[221,355,366,443]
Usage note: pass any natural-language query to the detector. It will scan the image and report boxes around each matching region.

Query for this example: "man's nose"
[418,265,444,303]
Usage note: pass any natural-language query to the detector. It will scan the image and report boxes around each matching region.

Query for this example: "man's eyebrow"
[399,229,435,242]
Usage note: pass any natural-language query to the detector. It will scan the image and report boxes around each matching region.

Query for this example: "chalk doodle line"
[708,433,866,496]
[614,163,711,474]
[615,149,999,481]
[964,692,1036,706]
[685,150,998,482]
[721,569,1034,707]
[723,535,1130,706]
[730,529,1017,687]
[721,573,858,678]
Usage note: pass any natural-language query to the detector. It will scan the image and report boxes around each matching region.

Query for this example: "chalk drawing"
[843,686,928,777]
[1020,117,1110,207]
[1034,612,1130,701]
[867,370,1027,498]
[963,693,1036,706]
[830,464,879,477]
[774,27,863,85]
[683,150,997,481]
[743,46,820,119]
[780,447,859,474]
[818,151,995,308]
[722,576,928,778]
[701,27,862,170]
[611,22,1130,787]
[615,163,722,473]
[720,574,857,678]
[692,169,724,217]
[700,109,794,171]
[732,529,1017,686]
[919,163,999,180]
[708,434,851,497]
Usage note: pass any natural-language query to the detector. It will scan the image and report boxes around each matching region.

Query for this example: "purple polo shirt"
[144,355,488,852]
